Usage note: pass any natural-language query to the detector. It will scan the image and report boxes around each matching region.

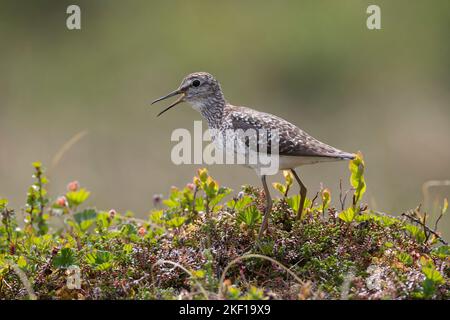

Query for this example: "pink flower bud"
[67,181,80,192]
[109,209,117,218]
[186,183,195,191]
[56,196,67,207]
[138,226,146,237]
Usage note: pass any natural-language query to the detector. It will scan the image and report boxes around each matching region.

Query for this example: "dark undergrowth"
[0,154,449,300]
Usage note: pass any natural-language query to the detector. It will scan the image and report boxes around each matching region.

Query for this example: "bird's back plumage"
[221,105,355,161]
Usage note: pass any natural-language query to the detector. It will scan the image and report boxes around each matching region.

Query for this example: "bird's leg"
[258,175,273,238]
[290,169,307,220]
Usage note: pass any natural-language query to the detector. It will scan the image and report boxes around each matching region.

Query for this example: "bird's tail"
[333,151,356,161]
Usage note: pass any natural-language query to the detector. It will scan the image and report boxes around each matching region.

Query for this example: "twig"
[339,180,354,211]
[191,187,198,215]
[2,278,12,290]
[422,212,430,243]
[401,211,448,245]
[434,211,444,233]
[36,167,45,219]
[309,192,319,210]
[284,185,290,198]
[131,273,150,286]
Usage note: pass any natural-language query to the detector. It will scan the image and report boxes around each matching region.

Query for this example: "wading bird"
[152,72,355,238]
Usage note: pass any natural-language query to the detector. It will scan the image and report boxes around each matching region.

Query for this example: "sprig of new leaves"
[338,152,366,223]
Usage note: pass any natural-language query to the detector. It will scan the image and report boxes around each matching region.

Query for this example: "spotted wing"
[227,106,354,159]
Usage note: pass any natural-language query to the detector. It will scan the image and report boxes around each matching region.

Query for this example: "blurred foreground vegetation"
[0,156,449,300]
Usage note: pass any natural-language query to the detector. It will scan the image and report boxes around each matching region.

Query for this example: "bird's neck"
[192,93,226,129]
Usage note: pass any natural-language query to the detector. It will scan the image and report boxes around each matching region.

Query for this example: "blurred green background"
[0,1,449,238]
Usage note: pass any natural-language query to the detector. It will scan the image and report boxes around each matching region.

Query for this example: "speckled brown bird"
[152,72,355,238]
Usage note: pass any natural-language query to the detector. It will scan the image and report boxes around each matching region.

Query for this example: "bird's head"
[151,72,224,116]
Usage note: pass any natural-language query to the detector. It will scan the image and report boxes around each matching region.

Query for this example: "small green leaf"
[286,195,312,219]
[192,269,205,279]
[287,195,300,212]
[0,198,8,209]
[236,206,262,228]
[282,171,293,188]
[379,215,398,226]
[17,256,27,268]
[204,177,219,198]
[228,196,253,212]
[149,210,164,224]
[432,245,450,259]
[227,286,241,299]
[32,161,42,169]
[73,209,97,231]
[121,223,137,236]
[349,152,366,205]
[321,188,331,210]
[96,211,112,230]
[423,266,444,284]
[272,182,286,196]
[243,286,265,300]
[195,197,206,211]
[167,216,186,228]
[417,258,443,298]
[338,207,355,223]
[198,168,208,182]
[384,241,393,248]
[123,243,133,255]
[85,250,112,270]
[163,199,178,209]
[404,224,426,243]
[74,209,97,224]
[397,252,413,266]
[53,248,76,268]
[66,188,90,207]
[209,187,232,209]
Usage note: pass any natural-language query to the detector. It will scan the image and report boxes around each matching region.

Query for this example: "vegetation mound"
[1,155,448,300]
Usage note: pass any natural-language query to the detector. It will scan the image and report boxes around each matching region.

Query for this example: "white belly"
[239,155,345,176]
[278,155,343,170]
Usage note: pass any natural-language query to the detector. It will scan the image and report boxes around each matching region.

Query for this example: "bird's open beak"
[151,88,186,117]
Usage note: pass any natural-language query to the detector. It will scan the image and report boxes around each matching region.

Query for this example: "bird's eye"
[192,80,201,87]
